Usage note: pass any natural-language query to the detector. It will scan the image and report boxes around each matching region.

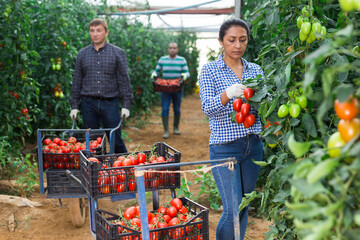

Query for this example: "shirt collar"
[91,42,108,51]
[216,55,249,70]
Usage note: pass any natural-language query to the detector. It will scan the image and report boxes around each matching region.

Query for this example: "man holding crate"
[151,42,190,139]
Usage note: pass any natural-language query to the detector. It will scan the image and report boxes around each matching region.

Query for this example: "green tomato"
[320,26,327,38]
[268,143,277,148]
[56,64,61,71]
[301,22,311,35]
[309,31,317,42]
[295,95,308,109]
[327,131,346,158]
[339,0,355,12]
[302,6,314,16]
[52,64,56,70]
[289,103,301,118]
[354,0,360,10]
[353,46,360,54]
[297,16,303,29]
[299,29,308,42]
[278,104,289,118]
[306,35,314,44]
[311,22,322,34]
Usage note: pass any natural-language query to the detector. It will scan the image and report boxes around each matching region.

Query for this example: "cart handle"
[65,170,83,187]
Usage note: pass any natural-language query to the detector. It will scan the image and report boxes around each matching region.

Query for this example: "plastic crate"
[80,142,181,199]
[39,132,106,170]
[153,77,182,93]
[45,169,86,196]
[95,197,209,240]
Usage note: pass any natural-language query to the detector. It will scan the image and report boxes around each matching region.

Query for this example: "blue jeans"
[160,91,182,117]
[80,96,127,153]
[210,134,263,240]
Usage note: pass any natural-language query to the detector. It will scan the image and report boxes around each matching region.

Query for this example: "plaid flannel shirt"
[70,42,133,109]
[198,55,263,145]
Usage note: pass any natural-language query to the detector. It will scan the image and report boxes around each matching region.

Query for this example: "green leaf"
[272,190,290,203]
[307,158,339,184]
[321,69,334,97]
[285,62,291,86]
[303,43,334,65]
[239,191,261,212]
[302,114,317,138]
[287,134,311,158]
[289,179,327,199]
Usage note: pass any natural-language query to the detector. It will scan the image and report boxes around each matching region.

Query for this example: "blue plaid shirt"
[198,55,263,145]
[70,42,133,109]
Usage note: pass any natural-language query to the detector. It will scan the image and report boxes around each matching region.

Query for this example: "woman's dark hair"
[219,18,250,42]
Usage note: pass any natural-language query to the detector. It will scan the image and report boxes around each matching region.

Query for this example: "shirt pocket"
[104,61,116,76]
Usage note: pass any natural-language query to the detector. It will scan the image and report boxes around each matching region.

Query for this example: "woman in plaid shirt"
[199,19,264,240]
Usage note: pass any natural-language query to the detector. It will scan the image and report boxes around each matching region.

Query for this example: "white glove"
[121,108,130,119]
[225,84,247,99]
[70,109,79,121]
[181,73,188,80]
[151,72,157,79]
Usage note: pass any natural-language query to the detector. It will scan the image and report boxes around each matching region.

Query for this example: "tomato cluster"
[42,136,102,169]
[50,57,61,71]
[54,83,64,98]
[232,88,256,128]
[328,96,359,159]
[155,78,182,86]
[89,153,176,195]
[278,88,307,119]
[107,198,203,240]
[297,6,327,44]
[153,77,182,93]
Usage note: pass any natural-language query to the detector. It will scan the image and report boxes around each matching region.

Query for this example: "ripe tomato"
[179,206,188,214]
[289,103,301,118]
[150,179,159,189]
[244,88,254,101]
[88,157,100,163]
[96,137,102,144]
[124,206,137,220]
[240,103,250,116]
[236,111,245,124]
[278,104,289,118]
[168,217,180,226]
[162,214,172,223]
[21,108,28,115]
[327,131,346,158]
[52,138,61,145]
[137,152,146,164]
[156,156,166,162]
[128,181,136,191]
[334,97,359,120]
[244,114,255,127]
[68,137,77,144]
[286,46,294,53]
[43,138,52,145]
[157,206,167,214]
[157,221,168,228]
[170,198,183,210]
[112,160,122,168]
[338,118,360,142]
[132,218,141,228]
[233,98,243,112]
[167,206,178,217]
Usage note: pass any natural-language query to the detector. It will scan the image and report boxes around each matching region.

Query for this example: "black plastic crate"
[39,132,106,170]
[45,169,86,196]
[95,197,209,240]
[80,142,181,199]
[153,77,182,93]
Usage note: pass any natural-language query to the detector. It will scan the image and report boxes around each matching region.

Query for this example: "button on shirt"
[70,42,133,109]
[198,55,263,145]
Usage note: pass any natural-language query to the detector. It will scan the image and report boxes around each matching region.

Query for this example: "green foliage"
[175,178,196,201]
[241,0,360,239]
[0,137,38,196]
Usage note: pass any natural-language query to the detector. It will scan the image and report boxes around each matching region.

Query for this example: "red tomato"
[132,218,141,227]
[162,214,172,223]
[245,114,255,127]
[157,206,167,215]
[156,156,166,162]
[137,152,147,164]
[21,108,28,115]
[157,222,168,228]
[59,140,67,146]
[117,156,126,162]
[240,103,251,116]
[150,179,159,189]
[124,206,137,220]
[244,88,255,101]
[233,98,243,112]
[167,206,178,217]
[88,157,99,163]
[128,181,136,191]
[122,158,132,166]
[168,217,180,226]
[96,137,102,144]
[236,111,245,124]
[68,137,77,144]
[117,183,126,193]
[43,138,52,145]
[53,138,61,145]
[179,206,188,214]
[170,198,183,210]
[334,97,359,120]
[112,160,122,168]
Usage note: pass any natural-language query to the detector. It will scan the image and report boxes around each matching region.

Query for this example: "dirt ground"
[0,94,270,240]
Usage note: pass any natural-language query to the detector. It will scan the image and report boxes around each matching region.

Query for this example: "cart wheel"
[68,198,86,228]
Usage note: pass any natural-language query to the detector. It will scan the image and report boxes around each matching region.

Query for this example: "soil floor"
[0,94,270,240]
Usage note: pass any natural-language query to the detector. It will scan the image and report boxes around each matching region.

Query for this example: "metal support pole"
[136,171,150,240]
[235,0,241,18]
[37,130,45,195]
[232,163,241,240]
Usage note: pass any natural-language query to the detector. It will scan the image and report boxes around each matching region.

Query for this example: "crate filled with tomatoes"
[153,77,183,93]
[80,142,181,199]
[37,132,106,197]
[95,197,209,240]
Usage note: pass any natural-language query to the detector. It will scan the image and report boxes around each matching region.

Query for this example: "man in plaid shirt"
[70,18,133,153]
